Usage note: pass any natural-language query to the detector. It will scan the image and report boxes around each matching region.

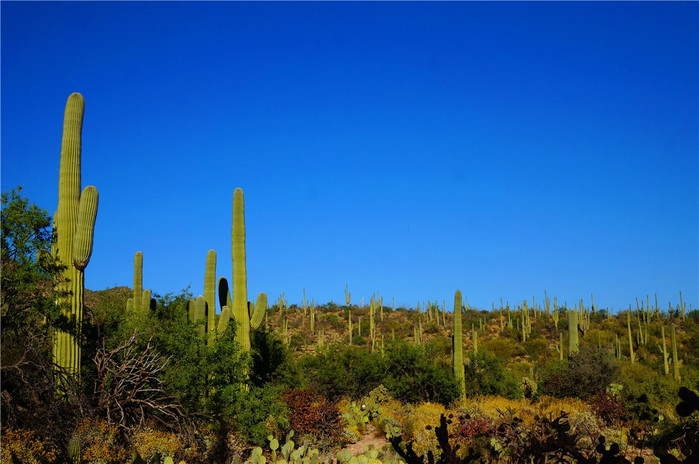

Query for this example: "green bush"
[299,344,385,400]
[232,385,290,446]
[540,345,618,399]
[250,328,300,389]
[383,340,460,405]
[464,350,522,399]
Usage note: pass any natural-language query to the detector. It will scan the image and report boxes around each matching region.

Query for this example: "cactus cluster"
[52,93,99,382]
[126,251,153,314]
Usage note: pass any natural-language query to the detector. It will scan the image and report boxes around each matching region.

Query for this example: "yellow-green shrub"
[130,427,184,462]
[72,418,128,464]
[0,428,58,464]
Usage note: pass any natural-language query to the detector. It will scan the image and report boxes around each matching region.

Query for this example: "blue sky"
[2,2,697,312]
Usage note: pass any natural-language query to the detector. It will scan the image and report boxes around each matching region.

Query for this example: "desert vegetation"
[2,94,698,464]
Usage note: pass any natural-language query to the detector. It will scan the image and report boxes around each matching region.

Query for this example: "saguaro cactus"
[126,251,153,314]
[452,290,465,398]
[217,188,266,351]
[627,309,635,364]
[205,249,217,345]
[568,309,579,355]
[52,93,99,382]
[671,322,680,381]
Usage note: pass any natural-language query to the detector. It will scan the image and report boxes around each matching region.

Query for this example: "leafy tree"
[0,188,75,447]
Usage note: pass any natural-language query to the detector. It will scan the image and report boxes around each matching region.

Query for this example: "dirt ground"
[344,424,390,456]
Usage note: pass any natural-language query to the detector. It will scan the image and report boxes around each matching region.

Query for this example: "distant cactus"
[627,309,635,364]
[452,290,465,398]
[52,93,99,382]
[660,325,669,375]
[568,309,579,355]
[126,251,153,314]
[671,322,680,381]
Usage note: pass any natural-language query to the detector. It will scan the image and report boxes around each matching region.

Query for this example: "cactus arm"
[217,305,231,337]
[250,292,267,330]
[72,186,98,270]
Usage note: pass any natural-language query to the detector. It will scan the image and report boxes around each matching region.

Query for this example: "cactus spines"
[52,93,99,382]
[568,309,579,355]
[452,290,465,398]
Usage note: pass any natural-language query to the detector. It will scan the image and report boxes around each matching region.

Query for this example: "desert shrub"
[592,390,627,425]
[399,402,447,457]
[71,418,128,464]
[523,337,549,361]
[540,346,618,399]
[0,428,58,464]
[130,427,183,462]
[482,337,519,359]
[464,350,522,399]
[383,340,460,405]
[299,344,385,400]
[280,388,344,447]
[232,385,290,447]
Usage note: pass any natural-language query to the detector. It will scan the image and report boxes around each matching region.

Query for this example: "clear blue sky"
[2,2,697,312]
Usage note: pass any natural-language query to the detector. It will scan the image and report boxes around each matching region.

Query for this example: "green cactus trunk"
[452,290,465,398]
[205,249,217,345]
[232,188,249,350]
[661,325,669,375]
[627,309,635,364]
[52,93,99,384]
[671,322,680,381]
[568,310,579,355]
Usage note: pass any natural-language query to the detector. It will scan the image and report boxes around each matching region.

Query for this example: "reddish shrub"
[458,416,495,441]
[592,390,627,425]
[280,388,344,444]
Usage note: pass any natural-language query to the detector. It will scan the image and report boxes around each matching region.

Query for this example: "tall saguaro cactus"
[568,309,579,355]
[52,93,99,383]
[217,188,266,352]
[452,290,465,398]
